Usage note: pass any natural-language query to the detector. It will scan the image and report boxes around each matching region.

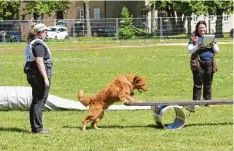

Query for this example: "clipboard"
[202,35,215,46]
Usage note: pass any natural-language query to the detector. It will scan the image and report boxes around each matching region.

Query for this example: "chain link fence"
[0,16,232,42]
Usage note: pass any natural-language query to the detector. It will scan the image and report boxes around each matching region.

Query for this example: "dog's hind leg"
[82,116,92,131]
[91,110,104,129]
[82,114,101,131]
[82,106,103,131]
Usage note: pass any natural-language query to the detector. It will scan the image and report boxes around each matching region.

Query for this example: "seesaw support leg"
[152,105,186,130]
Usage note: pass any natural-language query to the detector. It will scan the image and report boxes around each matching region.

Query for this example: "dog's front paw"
[81,128,87,131]
[94,127,101,130]
[81,125,87,131]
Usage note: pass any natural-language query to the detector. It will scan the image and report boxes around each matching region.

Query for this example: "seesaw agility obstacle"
[124,100,233,130]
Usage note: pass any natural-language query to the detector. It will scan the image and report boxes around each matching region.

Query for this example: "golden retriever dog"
[77,74,148,131]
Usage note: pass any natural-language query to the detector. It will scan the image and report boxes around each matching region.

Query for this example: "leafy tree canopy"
[0,0,20,20]
[204,0,233,15]
[23,0,70,20]
[151,0,233,16]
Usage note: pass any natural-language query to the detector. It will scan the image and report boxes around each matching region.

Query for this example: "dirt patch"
[0,42,232,53]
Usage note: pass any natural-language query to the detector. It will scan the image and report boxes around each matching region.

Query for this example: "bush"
[118,6,150,39]
[118,6,136,39]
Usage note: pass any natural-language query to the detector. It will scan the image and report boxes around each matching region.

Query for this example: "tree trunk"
[33,12,43,23]
[152,4,157,34]
[215,9,224,38]
[169,11,176,34]
[176,12,184,33]
[187,16,192,36]
[85,1,92,37]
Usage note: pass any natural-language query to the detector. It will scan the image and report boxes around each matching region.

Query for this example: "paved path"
[0,42,233,52]
[51,42,233,51]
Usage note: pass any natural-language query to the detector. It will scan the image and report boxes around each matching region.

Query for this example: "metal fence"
[0,16,232,42]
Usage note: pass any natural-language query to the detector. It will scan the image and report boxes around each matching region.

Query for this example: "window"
[80,9,84,21]
[193,15,198,22]
[223,14,230,22]
[60,28,66,32]
[56,11,64,20]
[141,9,147,22]
[209,15,215,22]
[22,14,25,20]
[94,8,100,19]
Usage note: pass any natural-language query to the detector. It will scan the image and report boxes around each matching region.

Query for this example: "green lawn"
[0,42,233,151]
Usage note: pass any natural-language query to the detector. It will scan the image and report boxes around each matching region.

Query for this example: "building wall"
[105,1,144,18]
[89,1,105,19]
[66,1,84,21]
[188,14,234,33]
[19,1,145,34]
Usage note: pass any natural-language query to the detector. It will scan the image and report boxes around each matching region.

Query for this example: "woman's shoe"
[32,128,50,134]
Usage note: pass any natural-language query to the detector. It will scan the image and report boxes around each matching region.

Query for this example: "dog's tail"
[78,89,91,106]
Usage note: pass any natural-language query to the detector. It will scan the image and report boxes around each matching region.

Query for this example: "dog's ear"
[133,75,141,83]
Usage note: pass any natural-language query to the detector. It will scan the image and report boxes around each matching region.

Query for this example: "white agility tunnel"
[0,86,151,111]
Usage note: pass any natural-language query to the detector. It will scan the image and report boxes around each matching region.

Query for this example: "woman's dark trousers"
[192,60,213,100]
[27,73,51,133]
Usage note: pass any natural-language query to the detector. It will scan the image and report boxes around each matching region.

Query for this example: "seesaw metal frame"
[125,100,233,130]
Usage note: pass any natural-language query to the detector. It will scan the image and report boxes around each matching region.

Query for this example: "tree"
[150,0,233,37]
[174,1,209,35]
[185,1,209,35]
[23,1,70,22]
[84,0,92,37]
[151,0,208,35]
[118,6,135,39]
[0,0,20,20]
[150,0,157,33]
[204,0,233,37]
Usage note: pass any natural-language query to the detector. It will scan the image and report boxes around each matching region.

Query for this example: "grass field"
[0,41,233,151]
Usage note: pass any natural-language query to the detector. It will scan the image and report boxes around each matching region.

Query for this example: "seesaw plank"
[124,100,233,106]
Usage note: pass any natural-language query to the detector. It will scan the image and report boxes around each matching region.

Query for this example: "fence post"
[116,18,119,42]
[160,17,163,41]
[72,20,75,38]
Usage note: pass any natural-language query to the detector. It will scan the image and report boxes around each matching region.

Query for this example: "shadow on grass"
[63,122,233,130]
[185,122,233,128]
[63,124,161,130]
[0,127,29,133]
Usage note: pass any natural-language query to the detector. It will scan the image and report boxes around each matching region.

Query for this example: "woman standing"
[186,21,219,112]
[24,23,52,134]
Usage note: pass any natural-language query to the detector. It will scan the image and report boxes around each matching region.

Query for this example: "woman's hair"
[195,20,207,36]
[26,22,37,43]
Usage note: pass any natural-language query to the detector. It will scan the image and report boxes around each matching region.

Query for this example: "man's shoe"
[184,105,195,112]
[32,128,50,134]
